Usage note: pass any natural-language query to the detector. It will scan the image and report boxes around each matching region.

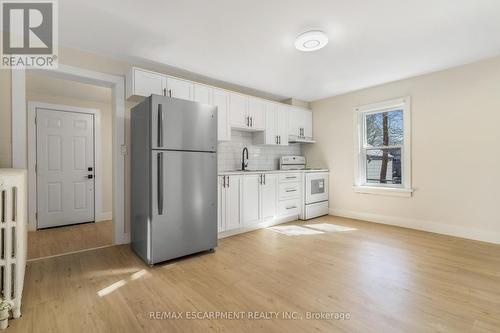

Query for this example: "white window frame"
[353,96,412,197]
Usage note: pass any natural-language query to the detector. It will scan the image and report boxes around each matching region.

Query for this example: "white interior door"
[36,108,95,228]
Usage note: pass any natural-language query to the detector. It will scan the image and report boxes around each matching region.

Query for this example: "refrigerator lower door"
[151,150,217,264]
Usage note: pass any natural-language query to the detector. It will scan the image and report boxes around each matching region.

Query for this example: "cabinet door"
[133,69,166,97]
[260,174,277,222]
[276,105,289,145]
[218,176,225,233]
[229,93,248,128]
[287,106,301,137]
[193,84,212,105]
[166,77,193,101]
[301,109,313,138]
[242,174,260,227]
[213,88,231,142]
[264,102,278,144]
[225,175,242,231]
[248,97,265,130]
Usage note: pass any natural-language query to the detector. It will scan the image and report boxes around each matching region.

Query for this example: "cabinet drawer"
[278,199,300,216]
[279,182,300,200]
[278,173,301,183]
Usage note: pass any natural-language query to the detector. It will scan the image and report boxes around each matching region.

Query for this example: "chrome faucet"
[242,147,249,171]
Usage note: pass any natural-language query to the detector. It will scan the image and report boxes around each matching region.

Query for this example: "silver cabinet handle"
[276,136,278,144]
[285,189,297,192]
[227,176,230,188]
[286,206,297,210]
[157,152,164,215]
[278,136,281,144]
[163,88,167,96]
[157,104,163,147]
[223,175,226,188]
[168,89,172,97]
[264,174,266,184]
[285,176,296,179]
[250,117,253,127]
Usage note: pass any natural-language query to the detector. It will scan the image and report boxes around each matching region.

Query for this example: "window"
[354,97,412,197]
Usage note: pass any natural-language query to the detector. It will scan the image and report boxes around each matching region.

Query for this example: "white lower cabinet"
[260,174,278,222]
[218,175,242,232]
[218,172,300,236]
[242,173,278,227]
[242,174,261,227]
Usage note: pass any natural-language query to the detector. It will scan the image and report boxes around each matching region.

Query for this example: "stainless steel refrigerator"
[131,95,218,265]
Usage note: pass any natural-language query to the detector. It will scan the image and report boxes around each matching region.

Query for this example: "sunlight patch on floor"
[267,223,357,236]
[130,269,149,280]
[267,225,324,236]
[304,223,357,232]
[97,269,151,297]
[98,280,127,297]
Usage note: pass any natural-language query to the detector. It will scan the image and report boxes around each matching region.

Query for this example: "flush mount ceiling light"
[294,30,328,52]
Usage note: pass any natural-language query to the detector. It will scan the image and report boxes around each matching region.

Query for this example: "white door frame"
[11,65,128,244]
[27,101,107,229]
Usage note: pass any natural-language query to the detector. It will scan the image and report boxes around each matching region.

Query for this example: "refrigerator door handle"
[157,152,164,215]
[158,104,163,147]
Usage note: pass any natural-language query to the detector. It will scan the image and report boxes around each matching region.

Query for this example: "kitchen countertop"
[218,169,328,176]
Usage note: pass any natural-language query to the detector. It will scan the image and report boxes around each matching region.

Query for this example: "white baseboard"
[96,211,112,222]
[330,208,500,245]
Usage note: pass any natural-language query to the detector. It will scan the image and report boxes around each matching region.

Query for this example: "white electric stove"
[279,156,329,220]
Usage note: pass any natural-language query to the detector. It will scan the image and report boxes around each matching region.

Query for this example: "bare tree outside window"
[364,109,403,185]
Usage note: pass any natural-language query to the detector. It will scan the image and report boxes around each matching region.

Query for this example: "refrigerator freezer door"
[151,95,217,152]
[151,150,217,263]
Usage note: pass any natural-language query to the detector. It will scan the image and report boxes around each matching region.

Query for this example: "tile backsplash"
[218,130,301,171]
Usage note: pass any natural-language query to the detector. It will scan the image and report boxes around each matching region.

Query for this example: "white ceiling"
[59,0,500,101]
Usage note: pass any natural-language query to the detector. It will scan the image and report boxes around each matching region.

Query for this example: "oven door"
[305,172,329,204]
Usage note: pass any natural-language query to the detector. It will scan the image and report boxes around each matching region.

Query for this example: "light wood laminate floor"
[28,220,114,260]
[11,216,500,332]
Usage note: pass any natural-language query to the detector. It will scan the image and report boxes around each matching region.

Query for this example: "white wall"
[0,69,12,168]
[303,56,500,244]
[218,130,301,171]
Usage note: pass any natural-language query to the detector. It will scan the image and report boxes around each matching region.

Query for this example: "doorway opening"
[26,71,114,259]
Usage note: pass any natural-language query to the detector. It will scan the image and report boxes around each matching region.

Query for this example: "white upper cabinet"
[264,102,278,144]
[212,88,231,142]
[166,77,193,100]
[126,68,166,100]
[288,106,313,140]
[254,102,288,145]
[247,97,265,130]
[195,84,231,142]
[193,83,212,105]
[229,92,248,129]
[230,94,265,131]
[126,67,313,144]
[276,105,289,146]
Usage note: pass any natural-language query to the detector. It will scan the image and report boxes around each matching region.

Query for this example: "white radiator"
[0,169,27,327]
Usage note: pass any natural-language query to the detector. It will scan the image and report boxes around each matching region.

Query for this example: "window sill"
[353,186,413,197]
